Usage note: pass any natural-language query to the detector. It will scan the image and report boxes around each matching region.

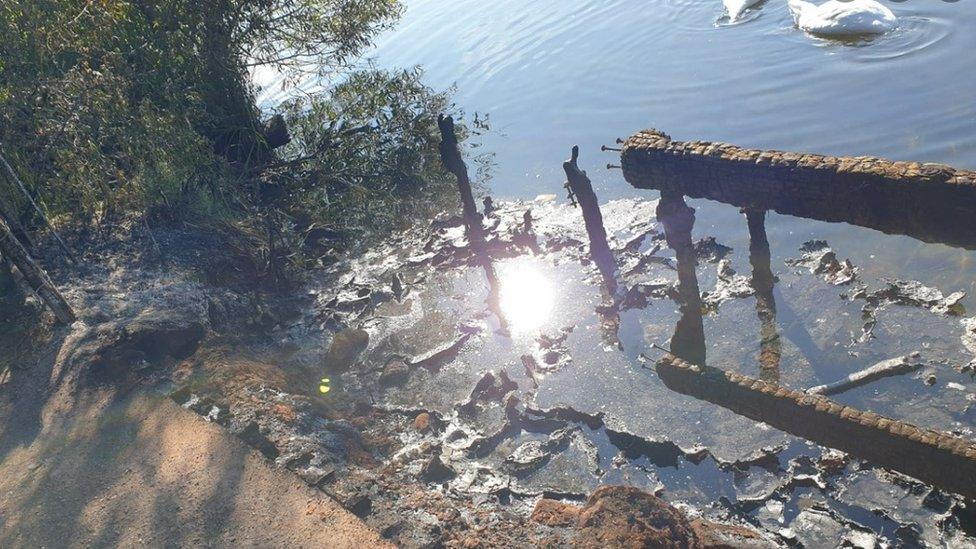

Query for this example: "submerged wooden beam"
[655,355,976,500]
[807,354,923,396]
[621,129,976,249]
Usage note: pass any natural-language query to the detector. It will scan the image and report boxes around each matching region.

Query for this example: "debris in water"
[961,317,976,373]
[857,279,966,316]
[702,259,754,311]
[786,240,857,285]
[807,353,924,396]
[693,236,732,263]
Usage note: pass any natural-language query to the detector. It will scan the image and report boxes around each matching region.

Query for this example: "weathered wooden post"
[657,192,706,367]
[744,209,781,382]
[0,216,75,324]
[437,115,483,242]
[436,115,507,332]
[563,146,617,293]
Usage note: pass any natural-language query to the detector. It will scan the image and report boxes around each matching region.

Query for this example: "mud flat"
[4,191,976,547]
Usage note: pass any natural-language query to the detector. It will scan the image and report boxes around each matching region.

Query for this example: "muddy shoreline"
[3,194,976,547]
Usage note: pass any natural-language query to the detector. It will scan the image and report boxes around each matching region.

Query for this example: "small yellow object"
[319,377,331,394]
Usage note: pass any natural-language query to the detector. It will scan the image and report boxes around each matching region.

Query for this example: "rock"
[412,412,432,433]
[379,360,410,387]
[420,454,456,483]
[72,303,207,382]
[575,486,697,549]
[263,114,291,149]
[324,328,369,372]
[690,519,778,548]
[531,499,580,528]
[234,422,280,460]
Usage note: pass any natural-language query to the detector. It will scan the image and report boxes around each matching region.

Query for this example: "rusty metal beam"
[655,355,976,500]
[621,129,976,250]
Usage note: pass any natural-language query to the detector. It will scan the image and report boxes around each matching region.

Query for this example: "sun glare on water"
[499,262,555,333]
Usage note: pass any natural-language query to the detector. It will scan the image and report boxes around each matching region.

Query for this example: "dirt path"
[0,389,390,548]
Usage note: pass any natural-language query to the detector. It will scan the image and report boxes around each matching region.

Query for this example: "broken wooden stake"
[563,146,618,293]
[0,215,76,324]
[437,115,483,242]
[435,115,507,333]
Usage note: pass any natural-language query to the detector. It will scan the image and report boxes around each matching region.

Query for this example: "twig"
[807,354,923,396]
[144,217,162,259]
[650,343,675,355]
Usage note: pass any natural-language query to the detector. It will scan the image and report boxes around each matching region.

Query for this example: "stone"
[412,412,431,433]
[379,360,410,387]
[324,328,369,372]
[690,519,778,549]
[574,486,697,549]
[420,454,456,483]
[530,499,580,528]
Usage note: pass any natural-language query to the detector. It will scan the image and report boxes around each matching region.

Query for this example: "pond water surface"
[264,1,976,545]
[359,0,976,306]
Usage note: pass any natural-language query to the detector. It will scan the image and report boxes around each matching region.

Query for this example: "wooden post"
[437,115,483,242]
[0,216,75,324]
[563,146,618,293]
[436,114,506,332]
[744,209,781,382]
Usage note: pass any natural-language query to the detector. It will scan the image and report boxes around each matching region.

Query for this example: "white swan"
[787,0,896,36]
[724,0,763,22]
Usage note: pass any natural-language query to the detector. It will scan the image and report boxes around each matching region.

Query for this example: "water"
[358,0,976,305]
[366,0,976,199]
[262,1,976,543]
[336,193,976,545]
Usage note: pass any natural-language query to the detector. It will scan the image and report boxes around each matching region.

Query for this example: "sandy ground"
[0,387,390,548]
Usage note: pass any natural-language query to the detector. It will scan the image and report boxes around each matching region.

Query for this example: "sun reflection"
[499,262,554,333]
